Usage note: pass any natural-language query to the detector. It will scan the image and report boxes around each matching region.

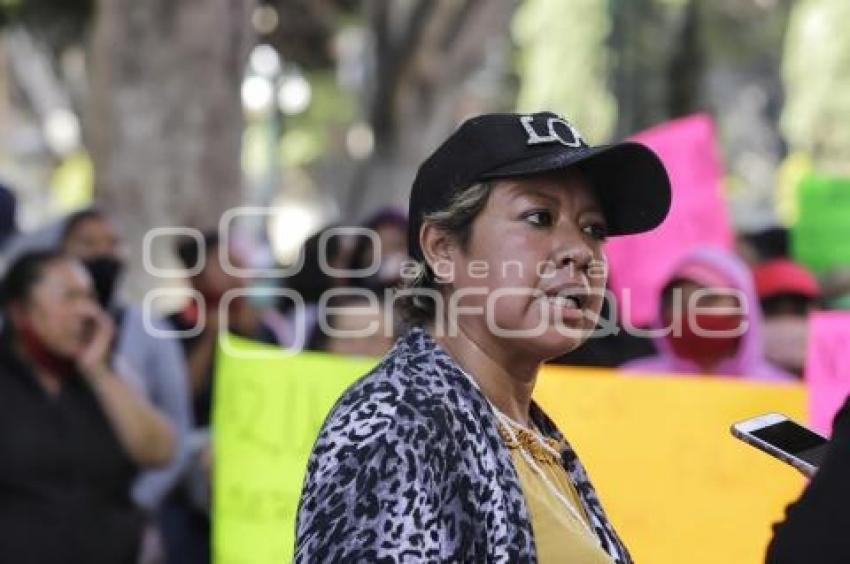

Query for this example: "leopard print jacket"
[294,326,631,563]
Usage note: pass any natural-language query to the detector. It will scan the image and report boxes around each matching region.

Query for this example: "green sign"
[212,336,375,563]
[792,174,850,274]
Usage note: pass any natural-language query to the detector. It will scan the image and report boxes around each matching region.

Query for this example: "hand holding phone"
[731,413,828,477]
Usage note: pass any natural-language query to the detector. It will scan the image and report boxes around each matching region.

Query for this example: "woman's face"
[661,279,742,325]
[442,172,608,361]
[63,216,124,260]
[22,259,99,358]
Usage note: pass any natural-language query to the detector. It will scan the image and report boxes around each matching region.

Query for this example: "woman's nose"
[553,237,593,273]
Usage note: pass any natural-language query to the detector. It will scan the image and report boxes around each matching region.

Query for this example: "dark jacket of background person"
[766,396,850,564]
[0,183,17,251]
[0,327,143,564]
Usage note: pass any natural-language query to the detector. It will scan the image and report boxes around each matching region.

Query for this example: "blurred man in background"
[166,231,283,564]
[753,258,820,379]
[277,224,356,351]
[170,231,280,427]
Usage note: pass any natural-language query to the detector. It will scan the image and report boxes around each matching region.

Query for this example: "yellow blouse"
[500,424,614,564]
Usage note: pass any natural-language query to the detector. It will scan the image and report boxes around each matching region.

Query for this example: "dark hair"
[174,230,219,270]
[760,293,813,318]
[60,207,110,245]
[0,250,69,309]
[0,182,18,245]
[742,227,789,262]
[280,225,343,310]
[349,208,409,273]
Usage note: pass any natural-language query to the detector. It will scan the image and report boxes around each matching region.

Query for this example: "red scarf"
[17,320,76,379]
[668,313,743,368]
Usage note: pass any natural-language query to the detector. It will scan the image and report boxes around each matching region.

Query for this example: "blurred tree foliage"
[257,0,358,69]
[693,0,795,229]
[279,71,356,168]
[3,0,819,232]
[0,0,352,68]
[513,0,616,143]
[0,0,93,53]
[609,0,692,138]
[782,0,850,175]
[335,0,516,217]
[608,0,795,228]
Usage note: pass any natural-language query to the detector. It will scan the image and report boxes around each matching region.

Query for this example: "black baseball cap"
[407,111,672,260]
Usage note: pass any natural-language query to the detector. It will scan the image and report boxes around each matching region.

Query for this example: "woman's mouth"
[543,293,586,322]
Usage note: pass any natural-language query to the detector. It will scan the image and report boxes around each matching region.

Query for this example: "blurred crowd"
[0,178,848,564]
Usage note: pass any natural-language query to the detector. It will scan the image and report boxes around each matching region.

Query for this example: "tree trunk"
[345,0,518,219]
[88,0,254,297]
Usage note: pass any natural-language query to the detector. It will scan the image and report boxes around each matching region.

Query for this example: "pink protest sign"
[605,114,734,328]
[805,311,850,436]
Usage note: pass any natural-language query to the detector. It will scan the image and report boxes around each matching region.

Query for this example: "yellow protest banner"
[213,338,806,564]
[536,366,806,564]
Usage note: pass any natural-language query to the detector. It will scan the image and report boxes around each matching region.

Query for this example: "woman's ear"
[419,222,457,284]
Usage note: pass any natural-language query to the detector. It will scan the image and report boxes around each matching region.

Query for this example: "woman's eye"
[524,210,553,227]
[582,223,609,241]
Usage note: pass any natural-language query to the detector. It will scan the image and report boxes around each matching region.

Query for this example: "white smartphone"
[730,413,829,477]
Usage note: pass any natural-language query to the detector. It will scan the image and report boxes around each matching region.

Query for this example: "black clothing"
[167,312,214,428]
[167,310,278,427]
[766,396,850,563]
[0,331,142,564]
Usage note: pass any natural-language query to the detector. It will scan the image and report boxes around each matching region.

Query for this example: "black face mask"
[83,256,124,308]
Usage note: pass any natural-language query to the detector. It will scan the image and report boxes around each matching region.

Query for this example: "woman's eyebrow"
[508,187,560,206]
[510,187,606,219]
[580,204,607,220]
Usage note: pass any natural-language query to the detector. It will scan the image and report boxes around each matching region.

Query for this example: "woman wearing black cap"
[295,112,670,563]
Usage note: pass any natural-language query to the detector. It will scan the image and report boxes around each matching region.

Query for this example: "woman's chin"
[547,335,587,359]
[514,327,588,361]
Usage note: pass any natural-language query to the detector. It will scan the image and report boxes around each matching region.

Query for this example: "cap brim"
[479,142,671,236]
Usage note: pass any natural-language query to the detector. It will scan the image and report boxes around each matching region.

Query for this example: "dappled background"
[0,0,847,294]
[1,3,850,564]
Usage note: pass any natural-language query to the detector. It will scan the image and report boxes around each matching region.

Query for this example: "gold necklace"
[496,418,563,465]
[456,365,598,539]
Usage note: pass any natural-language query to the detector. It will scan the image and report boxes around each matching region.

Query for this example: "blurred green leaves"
[278,70,355,168]
[243,69,356,175]
[782,0,850,175]
[513,0,616,143]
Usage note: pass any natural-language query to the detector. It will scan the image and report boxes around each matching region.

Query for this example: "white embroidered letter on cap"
[519,115,584,148]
